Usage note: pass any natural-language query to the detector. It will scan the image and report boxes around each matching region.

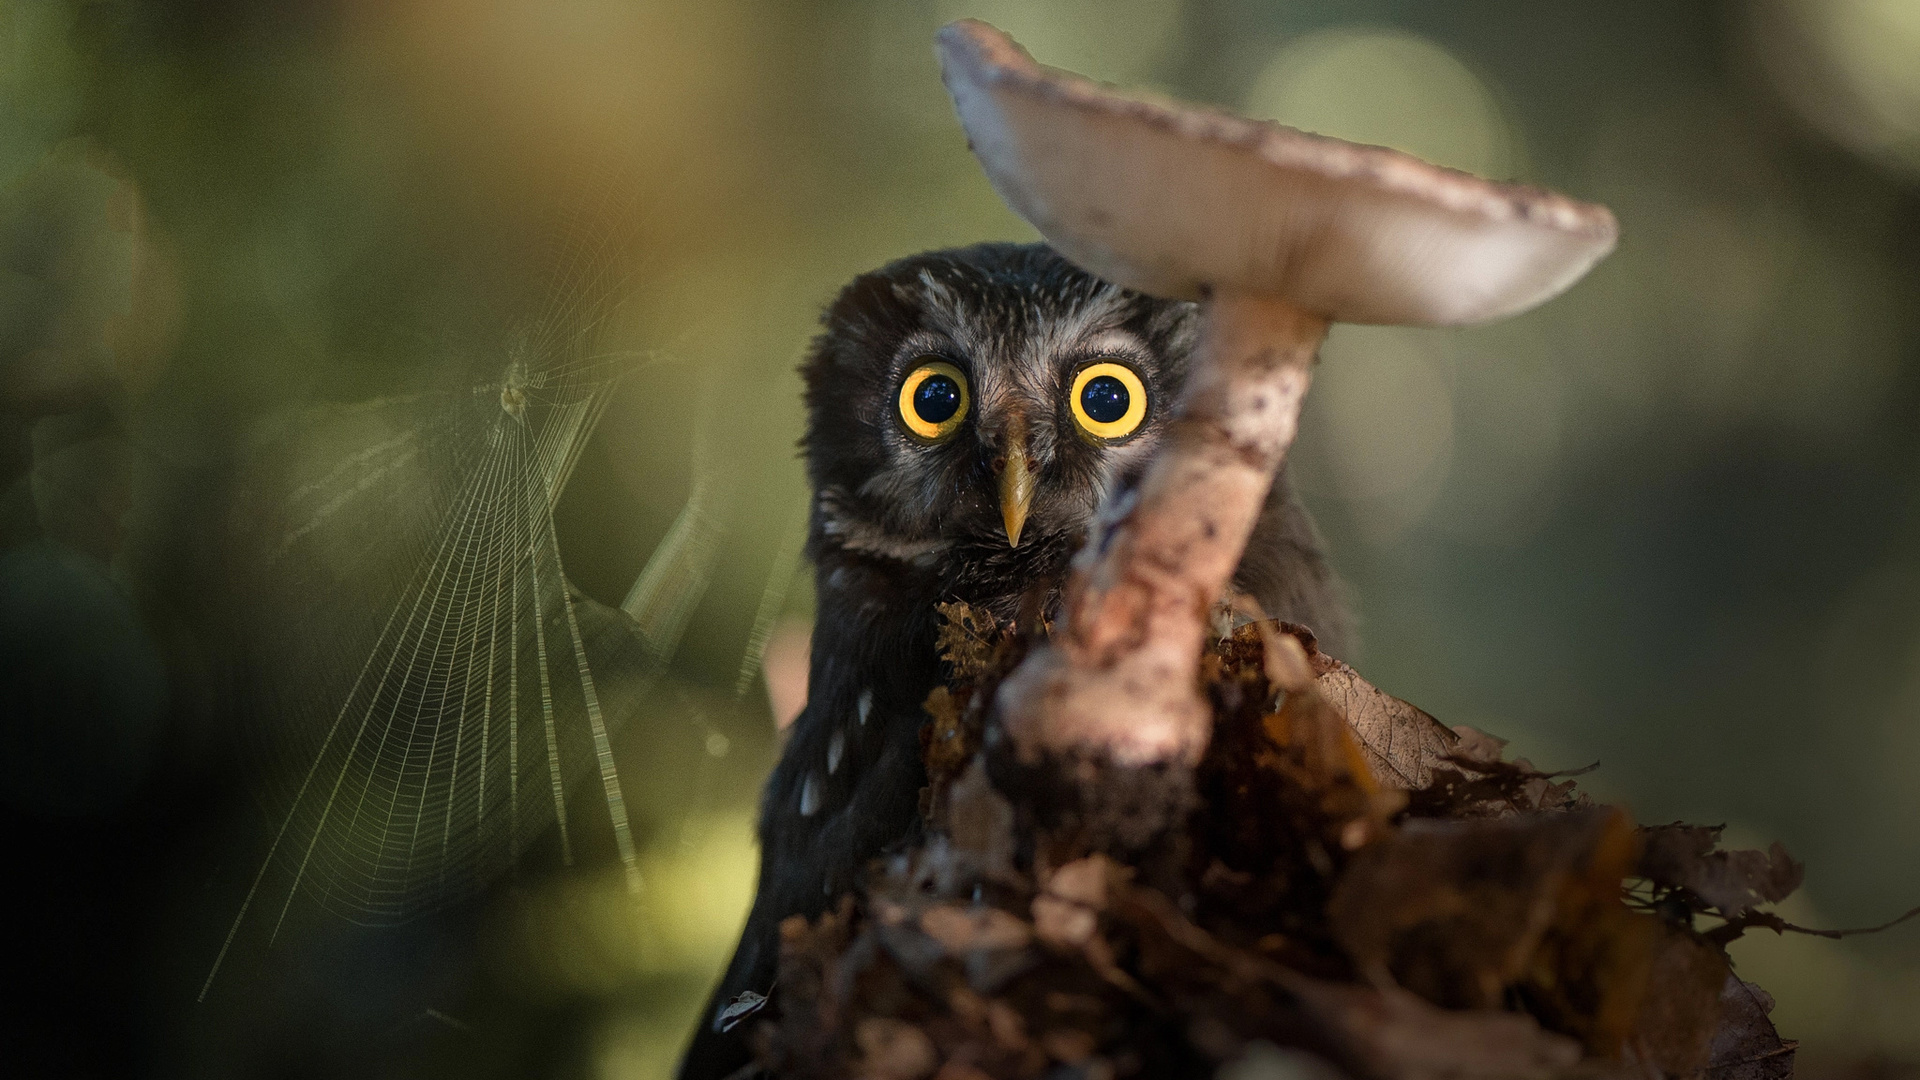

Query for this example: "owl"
[680,242,1347,1078]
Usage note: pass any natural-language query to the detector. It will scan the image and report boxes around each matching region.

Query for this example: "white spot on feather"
[800,772,822,816]
[858,689,873,725]
[827,728,846,774]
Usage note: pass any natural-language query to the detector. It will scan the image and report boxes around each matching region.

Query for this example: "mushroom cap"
[937,20,1617,326]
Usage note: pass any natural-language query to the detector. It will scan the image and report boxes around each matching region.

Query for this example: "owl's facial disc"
[874,334,1164,555]
[804,246,1202,573]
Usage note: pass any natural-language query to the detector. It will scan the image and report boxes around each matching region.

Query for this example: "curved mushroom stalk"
[938,21,1616,772]
[999,296,1325,766]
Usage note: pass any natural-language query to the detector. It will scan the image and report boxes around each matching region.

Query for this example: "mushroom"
[936,21,1616,770]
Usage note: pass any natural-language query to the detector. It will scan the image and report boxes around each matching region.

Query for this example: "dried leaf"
[1216,1042,1346,1080]
[1327,808,1640,1011]
[1520,898,1663,1057]
[1256,623,1318,693]
[758,606,1817,1080]
[1639,825,1804,917]
[919,905,1034,955]
[1126,884,1583,1080]
[1234,620,1458,791]
[1448,727,1508,767]
[1405,760,1591,820]
[856,1017,939,1080]
[924,686,970,777]
[1232,665,1407,863]
[1703,977,1796,1080]
[1285,980,1583,1080]
[935,601,1001,680]
[876,916,952,985]
[1623,929,1730,1076]
[945,760,1017,873]
[1032,857,1118,950]
[1263,676,1381,798]
[1314,659,1460,791]
[1033,858,1148,1001]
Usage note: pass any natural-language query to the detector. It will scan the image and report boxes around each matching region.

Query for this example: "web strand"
[209,209,686,994]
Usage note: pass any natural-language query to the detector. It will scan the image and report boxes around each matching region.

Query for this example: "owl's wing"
[682,595,938,1078]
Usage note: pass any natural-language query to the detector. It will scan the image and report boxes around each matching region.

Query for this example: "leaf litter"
[745,606,1916,1080]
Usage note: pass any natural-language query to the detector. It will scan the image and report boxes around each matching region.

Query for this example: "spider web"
[199,220,737,996]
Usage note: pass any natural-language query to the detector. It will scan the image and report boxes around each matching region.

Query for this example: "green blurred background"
[3,0,1919,1076]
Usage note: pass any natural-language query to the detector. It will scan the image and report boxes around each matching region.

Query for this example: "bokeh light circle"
[1751,0,1920,175]
[1241,27,1520,180]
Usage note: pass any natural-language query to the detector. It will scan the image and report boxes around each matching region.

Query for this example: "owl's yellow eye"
[1069,361,1147,441]
[897,359,970,442]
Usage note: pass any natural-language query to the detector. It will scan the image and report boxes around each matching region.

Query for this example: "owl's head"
[802,243,1196,591]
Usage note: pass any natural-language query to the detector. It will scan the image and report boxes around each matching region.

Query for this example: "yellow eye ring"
[897,359,970,442]
[1070,361,1147,441]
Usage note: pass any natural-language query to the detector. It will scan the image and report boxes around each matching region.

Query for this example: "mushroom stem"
[944,14,1612,808]
[998,294,1327,767]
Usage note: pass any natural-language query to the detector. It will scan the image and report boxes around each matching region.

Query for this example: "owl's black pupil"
[1082,375,1130,424]
[913,374,961,425]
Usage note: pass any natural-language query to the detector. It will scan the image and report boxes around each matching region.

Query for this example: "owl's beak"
[999,447,1035,547]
